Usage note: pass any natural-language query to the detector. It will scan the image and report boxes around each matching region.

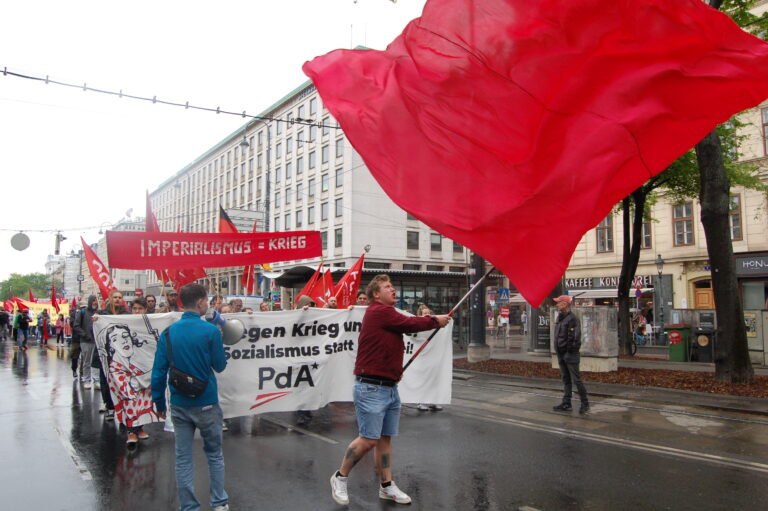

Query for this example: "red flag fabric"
[309,269,335,306]
[28,289,36,303]
[81,237,115,301]
[3,299,15,312]
[146,191,169,284]
[51,285,60,314]
[333,254,365,308]
[219,206,239,234]
[303,0,768,306]
[106,230,322,270]
[295,263,323,306]
[13,297,29,311]
[71,297,78,311]
[241,222,258,295]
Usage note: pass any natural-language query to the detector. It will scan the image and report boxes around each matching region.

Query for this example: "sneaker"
[99,404,107,413]
[579,403,590,415]
[379,481,411,504]
[72,370,78,379]
[552,403,572,412]
[126,432,138,450]
[105,410,115,421]
[222,421,229,432]
[83,382,92,390]
[137,429,149,440]
[212,505,229,511]
[429,405,444,412]
[94,382,101,390]
[330,473,349,505]
[417,404,430,412]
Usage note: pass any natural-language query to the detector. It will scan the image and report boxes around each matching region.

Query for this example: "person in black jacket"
[552,295,589,414]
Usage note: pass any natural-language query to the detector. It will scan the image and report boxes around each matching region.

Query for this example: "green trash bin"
[665,324,691,362]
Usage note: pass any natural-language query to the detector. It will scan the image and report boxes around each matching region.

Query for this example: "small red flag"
[304,0,768,306]
[295,263,323,306]
[13,297,29,311]
[71,297,78,311]
[51,285,60,314]
[241,222,259,295]
[3,299,14,312]
[334,254,365,308]
[309,269,335,306]
[81,237,115,301]
[219,206,239,234]
[28,289,36,303]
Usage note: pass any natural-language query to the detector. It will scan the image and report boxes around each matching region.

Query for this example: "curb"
[452,368,768,417]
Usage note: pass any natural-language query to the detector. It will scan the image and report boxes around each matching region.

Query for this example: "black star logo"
[311,362,319,370]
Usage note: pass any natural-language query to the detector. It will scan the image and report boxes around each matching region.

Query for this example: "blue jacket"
[151,311,227,412]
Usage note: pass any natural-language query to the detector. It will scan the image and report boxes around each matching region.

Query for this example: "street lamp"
[655,254,665,344]
[98,222,113,235]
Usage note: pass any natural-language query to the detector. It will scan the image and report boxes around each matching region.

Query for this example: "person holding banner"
[330,274,450,506]
[355,292,369,306]
[74,295,100,388]
[151,283,229,511]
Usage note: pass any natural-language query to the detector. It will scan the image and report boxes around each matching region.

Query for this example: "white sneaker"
[212,505,229,511]
[94,382,101,390]
[417,404,430,412]
[379,482,411,504]
[330,473,349,505]
[84,382,92,389]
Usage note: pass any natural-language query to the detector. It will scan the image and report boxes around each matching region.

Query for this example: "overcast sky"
[0,0,427,281]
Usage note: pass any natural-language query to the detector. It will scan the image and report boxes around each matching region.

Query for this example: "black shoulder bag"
[166,328,209,398]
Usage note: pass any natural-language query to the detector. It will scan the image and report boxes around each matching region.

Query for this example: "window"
[335,228,343,248]
[335,167,343,188]
[309,98,317,115]
[453,241,463,254]
[730,195,743,241]
[308,178,316,197]
[449,266,465,273]
[296,182,304,201]
[407,213,418,221]
[321,145,329,164]
[274,216,280,231]
[297,157,304,175]
[321,202,329,221]
[403,264,421,271]
[257,176,262,196]
[407,231,419,250]
[763,108,768,155]
[248,159,253,173]
[596,215,614,252]
[298,105,305,119]
[308,206,315,224]
[257,131,264,151]
[286,137,292,154]
[309,125,317,142]
[309,151,316,169]
[285,187,292,205]
[673,202,694,246]
[335,197,343,217]
[322,118,330,137]
[296,210,303,228]
[365,262,391,270]
[274,191,281,208]
[275,166,282,183]
[335,138,344,158]
[426,265,443,271]
[321,231,327,250]
[286,161,293,180]
[430,233,442,251]
[641,222,652,249]
[276,122,282,135]
[321,173,329,192]
[276,142,282,158]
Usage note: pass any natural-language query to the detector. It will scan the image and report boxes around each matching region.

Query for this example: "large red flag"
[303,0,768,306]
[219,206,239,234]
[146,191,169,284]
[309,269,335,306]
[51,285,60,314]
[4,299,15,312]
[13,297,29,311]
[295,263,323,306]
[81,237,115,301]
[334,254,365,308]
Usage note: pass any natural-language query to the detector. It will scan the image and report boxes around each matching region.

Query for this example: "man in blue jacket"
[151,283,229,511]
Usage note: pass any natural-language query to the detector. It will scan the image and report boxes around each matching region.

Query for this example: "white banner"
[93,308,453,426]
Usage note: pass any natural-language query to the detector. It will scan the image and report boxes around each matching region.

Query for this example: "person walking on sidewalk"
[0,305,10,341]
[74,295,100,389]
[552,295,589,414]
[151,283,229,511]
[329,274,450,506]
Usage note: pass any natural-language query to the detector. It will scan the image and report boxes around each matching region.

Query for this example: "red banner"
[106,230,322,270]
[81,237,116,301]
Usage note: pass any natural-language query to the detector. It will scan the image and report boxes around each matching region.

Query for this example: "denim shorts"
[353,382,401,440]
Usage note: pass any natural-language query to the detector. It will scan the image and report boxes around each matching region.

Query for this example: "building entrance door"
[694,280,714,309]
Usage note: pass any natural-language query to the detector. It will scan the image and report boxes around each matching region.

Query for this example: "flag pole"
[402,265,495,374]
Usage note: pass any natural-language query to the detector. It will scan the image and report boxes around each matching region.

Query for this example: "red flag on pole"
[13,297,29,311]
[146,191,169,284]
[28,289,36,303]
[295,263,323,306]
[51,285,60,314]
[241,222,258,295]
[3,299,15,312]
[219,206,239,234]
[81,237,115,301]
[71,297,78,311]
[333,254,365,308]
[303,0,768,306]
[309,269,334,306]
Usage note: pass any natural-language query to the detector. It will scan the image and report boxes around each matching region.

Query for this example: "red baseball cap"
[553,295,572,304]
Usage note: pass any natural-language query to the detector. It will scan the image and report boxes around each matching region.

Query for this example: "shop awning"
[570,288,653,299]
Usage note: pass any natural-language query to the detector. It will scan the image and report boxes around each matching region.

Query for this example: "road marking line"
[54,427,93,481]
[451,409,768,475]
[260,416,339,444]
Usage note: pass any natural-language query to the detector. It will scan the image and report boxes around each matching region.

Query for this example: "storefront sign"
[735,255,768,276]
[500,307,509,318]
[565,275,654,290]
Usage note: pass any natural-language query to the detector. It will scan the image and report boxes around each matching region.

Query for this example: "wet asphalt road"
[3,341,768,511]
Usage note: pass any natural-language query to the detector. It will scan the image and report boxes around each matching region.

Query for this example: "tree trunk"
[617,190,646,355]
[695,129,754,383]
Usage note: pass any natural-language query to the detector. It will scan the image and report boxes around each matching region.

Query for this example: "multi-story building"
[149,80,472,319]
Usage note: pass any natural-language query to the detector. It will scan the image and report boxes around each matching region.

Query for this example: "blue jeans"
[171,403,228,511]
[353,382,401,440]
[16,328,29,348]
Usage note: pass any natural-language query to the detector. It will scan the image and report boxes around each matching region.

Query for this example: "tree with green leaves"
[0,273,52,301]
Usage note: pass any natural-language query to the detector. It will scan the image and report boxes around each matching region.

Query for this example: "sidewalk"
[453,335,768,416]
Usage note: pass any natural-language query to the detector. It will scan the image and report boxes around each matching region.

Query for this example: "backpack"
[71,308,87,343]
